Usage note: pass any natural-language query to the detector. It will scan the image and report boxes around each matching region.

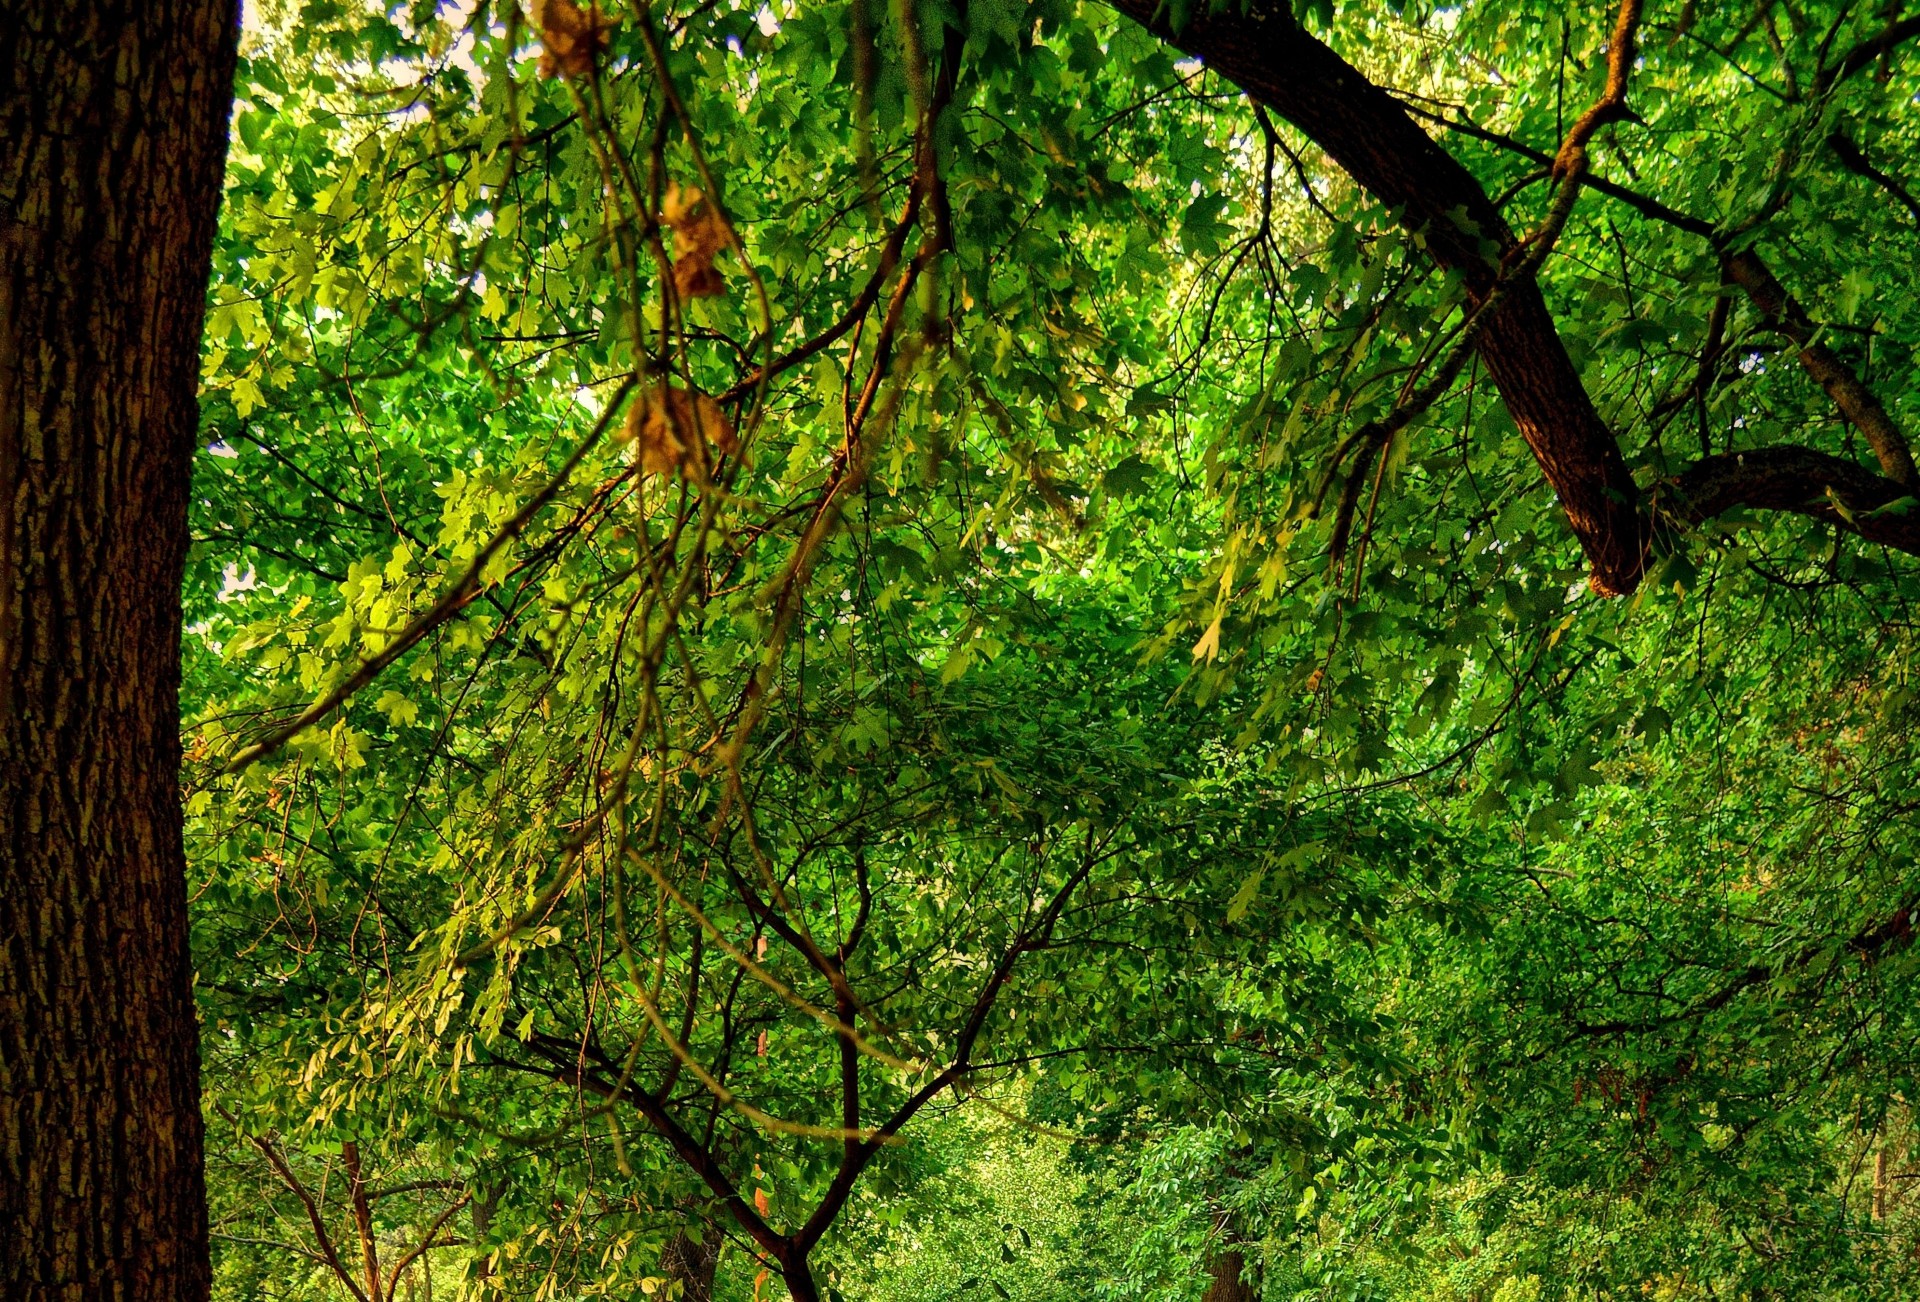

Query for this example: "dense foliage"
[183,0,1920,1298]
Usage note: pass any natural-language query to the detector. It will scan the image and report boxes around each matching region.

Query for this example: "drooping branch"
[1108,0,1648,591]
[222,375,638,773]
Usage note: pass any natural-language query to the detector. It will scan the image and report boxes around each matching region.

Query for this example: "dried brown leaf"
[662,181,730,299]
[532,0,609,79]
[620,383,738,478]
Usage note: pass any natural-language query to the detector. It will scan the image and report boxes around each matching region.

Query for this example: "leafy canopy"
[187,0,1920,1298]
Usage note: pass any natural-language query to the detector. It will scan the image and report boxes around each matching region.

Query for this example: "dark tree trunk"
[661,1225,722,1302]
[779,1256,822,1302]
[1204,1249,1258,1302]
[0,2,238,1298]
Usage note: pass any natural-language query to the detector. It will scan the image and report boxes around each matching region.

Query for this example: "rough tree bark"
[1201,1205,1257,1302]
[660,1224,722,1302]
[1203,1249,1258,1302]
[0,2,239,1298]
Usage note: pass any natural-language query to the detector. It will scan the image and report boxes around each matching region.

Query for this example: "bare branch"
[384,1193,472,1299]
[222,1108,369,1302]
[1829,130,1920,228]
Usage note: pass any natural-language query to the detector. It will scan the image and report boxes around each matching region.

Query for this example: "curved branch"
[1409,104,1919,490]
[1659,445,1920,553]
[1722,251,1916,487]
[523,1039,787,1258]
[715,185,923,405]
[225,1111,369,1302]
[1110,0,1920,585]
[1815,13,1920,93]
[1108,0,1647,591]
[383,1194,471,1299]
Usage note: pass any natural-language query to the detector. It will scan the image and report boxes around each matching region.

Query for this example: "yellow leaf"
[940,643,972,683]
[1191,610,1223,662]
[231,375,266,417]
[1227,868,1264,923]
[375,689,419,726]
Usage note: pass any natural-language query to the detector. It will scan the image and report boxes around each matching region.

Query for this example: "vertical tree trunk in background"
[1203,1206,1257,1302]
[470,1183,500,1281]
[1204,1248,1258,1302]
[661,1224,723,1302]
[0,2,238,1298]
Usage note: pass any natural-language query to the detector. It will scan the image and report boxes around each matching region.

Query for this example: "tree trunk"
[0,2,238,1299]
[1204,1248,1258,1302]
[661,1225,722,1302]
[779,1255,821,1302]
[470,1182,499,1281]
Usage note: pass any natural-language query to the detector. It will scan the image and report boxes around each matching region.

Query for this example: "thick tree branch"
[1550,0,1643,180]
[524,1038,787,1258]
[341,1141,383,1302]
[1814,13,1920,93]
[1659,445,1920,553]
[1410,105,1920,489]
[1829,130,1920,228]
[1112,1,1920,578]
[1722,251,1917,487]
[1108,0,1648,591]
